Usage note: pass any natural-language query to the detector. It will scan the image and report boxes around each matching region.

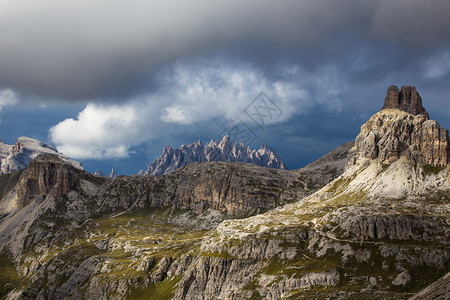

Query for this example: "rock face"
[0,137,82,175]
[16,155,78,209]
[382,85,428,116]
[350,107,448,167]
[145,136,287,176]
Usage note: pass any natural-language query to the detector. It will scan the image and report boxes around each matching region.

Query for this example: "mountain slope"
[145,136,287,175]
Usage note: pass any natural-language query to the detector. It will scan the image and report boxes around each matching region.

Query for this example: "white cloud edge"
[49,59,346,160]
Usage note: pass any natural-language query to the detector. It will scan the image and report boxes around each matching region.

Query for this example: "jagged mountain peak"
[194,139,203,147]
[93,168,119,178]
[258,143,272,153]
[109,168,118,178]
[94,169,106,177]
[144,136,287,175]
[219,135,231,144]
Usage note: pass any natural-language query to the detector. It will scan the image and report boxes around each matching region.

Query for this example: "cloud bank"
[1,0,449,99]
[159,60,309,125]
[49,58,345,159]
[50,103,148,159]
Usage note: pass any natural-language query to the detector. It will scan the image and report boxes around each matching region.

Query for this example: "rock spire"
[382,85,428,117]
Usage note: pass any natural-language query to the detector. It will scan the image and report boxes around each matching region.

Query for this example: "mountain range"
[144,136,287,176]
[0,135,286,180]
[0,85,449,299]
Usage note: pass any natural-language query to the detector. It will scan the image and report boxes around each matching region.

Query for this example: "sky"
[1,0,450,175]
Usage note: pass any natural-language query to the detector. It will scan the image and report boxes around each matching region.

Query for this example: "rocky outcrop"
[382,85,428,117]
[15,154,79,209]
[378,85,449,166]
[99,143,351,217]
[145,136,287,176]
[350,108,448,166]
[174,256,263,300]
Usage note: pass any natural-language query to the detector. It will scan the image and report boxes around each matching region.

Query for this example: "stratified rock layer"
[16,155,79,209]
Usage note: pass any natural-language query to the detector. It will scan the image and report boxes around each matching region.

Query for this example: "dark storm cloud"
[0,0,449,100]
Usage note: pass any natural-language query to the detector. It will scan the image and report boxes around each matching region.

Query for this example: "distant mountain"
[109,168,118,178]
[94,168,119,178]
[144,136,287,175]
[0,137,82,174]
[94,169,106,177]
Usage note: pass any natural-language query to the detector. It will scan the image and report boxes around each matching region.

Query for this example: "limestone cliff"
[16,155,78,209]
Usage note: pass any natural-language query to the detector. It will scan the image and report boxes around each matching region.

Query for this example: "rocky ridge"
[145,136,287,175]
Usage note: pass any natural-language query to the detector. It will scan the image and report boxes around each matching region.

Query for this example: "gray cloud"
[1,0,449,100]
